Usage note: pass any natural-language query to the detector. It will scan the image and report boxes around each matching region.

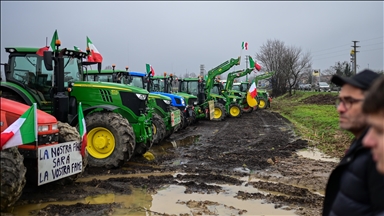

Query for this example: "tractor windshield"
[240,83,248,92]
[232,85,241,91]
[123,75,144,88]
[180,80,198,96]
[150,79,165,92]
[8,53,81,104]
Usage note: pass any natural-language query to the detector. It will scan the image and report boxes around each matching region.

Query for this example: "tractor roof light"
[125,66,129,71]
[170,73,173,77]
[55,39,61,46]
[164,72,167,77]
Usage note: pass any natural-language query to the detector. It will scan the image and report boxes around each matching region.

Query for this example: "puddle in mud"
[296,147,340,163]
[149,135,201,155]
[12,178,297,216]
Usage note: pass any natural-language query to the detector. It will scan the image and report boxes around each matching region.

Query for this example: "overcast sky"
[1,1,383,77]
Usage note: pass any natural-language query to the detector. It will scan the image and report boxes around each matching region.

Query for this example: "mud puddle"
[296,147,340,163]
[12,180,297,216]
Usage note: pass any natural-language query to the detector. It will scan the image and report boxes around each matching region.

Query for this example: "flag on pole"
[78,102,87,157]
[242,42,248,50]
[248,81,258,98]
[146,64,155,76]
[1,104,37,150]
[50,30,59,52]
[249,56,261,71]
[87,36,103,63]
[74,46,82,52]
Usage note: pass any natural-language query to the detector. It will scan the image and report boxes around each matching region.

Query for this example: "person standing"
[322,69,384,216]
[362,75,384,175]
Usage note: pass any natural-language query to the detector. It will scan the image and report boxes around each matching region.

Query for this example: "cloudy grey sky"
[1,1,383,76]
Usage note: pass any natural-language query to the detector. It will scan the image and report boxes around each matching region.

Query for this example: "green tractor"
[148,72,197,127]
[83,67,181,144]
[1,41,153,169]
[178,57,242,121]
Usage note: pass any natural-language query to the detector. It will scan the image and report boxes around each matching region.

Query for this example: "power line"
[312,48,351,57]
[310,36,383,53]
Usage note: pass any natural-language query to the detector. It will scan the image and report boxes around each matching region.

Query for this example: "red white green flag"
[78,102,87,157]
[36,30,59,56]
[87,36,103,63]
[0,104,37,150]
[249,56,261,71]
[242,42,248,50]
[146,64,155,76]
[248,81,258,98]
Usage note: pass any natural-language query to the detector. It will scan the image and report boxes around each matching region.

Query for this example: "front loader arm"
[224,68,254,92]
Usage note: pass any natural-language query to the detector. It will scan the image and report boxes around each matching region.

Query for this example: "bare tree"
[283,46,312,95]
[255,39,287,97]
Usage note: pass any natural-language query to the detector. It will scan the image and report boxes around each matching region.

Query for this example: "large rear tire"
[229,103,243,118]
[54,121,86,185]
[152,113,166,145]
[0,147,26,211]
[85,111,135,169]
[212,102,226,121]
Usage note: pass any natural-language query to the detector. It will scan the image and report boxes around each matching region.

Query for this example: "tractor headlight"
[181,99,185,106]
[136,94,147,100]
[163,100,171,105]
[38,125,49,132]
[52,123,58,130]
[194,101,198,105]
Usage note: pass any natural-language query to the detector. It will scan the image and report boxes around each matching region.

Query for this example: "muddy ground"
[3,96,341,216]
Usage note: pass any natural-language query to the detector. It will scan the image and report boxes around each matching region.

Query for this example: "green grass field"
[270,91,353,158]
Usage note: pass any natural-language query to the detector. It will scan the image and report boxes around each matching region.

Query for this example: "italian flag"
[36,46,49,57]
[87,36,103,63]
[249,56,261,71]
[242,42,248,50]
[0,104,37,150]
[249,81,258,98]
[146,64,155,76]
[74,46,82,52]
[78,102,87,157]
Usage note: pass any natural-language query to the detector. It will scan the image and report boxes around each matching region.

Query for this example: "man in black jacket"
[322,69,384,216]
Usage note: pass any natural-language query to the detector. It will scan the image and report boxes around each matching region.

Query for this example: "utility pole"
[245,55,249,82]
[352,41,360,75]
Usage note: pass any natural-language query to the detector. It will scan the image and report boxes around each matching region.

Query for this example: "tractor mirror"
[43,51,53,71]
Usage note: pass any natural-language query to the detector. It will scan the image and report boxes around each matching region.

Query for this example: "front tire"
[229,103,243,118]
[258,98,267,109]
[152,113,166,145]
[212,102,226,121]
[85,111,135,169]
[0,147,26,211]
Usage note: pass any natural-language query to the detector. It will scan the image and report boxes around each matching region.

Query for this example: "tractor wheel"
[212,102,226,121]
[152,113,166,145]
[0,147,26,211]
[188,108,197,125]
[242,103,253,113]
[54,121,87,185]
[85,111,135,168]
[229,103,243,118]
[258,98,267,109]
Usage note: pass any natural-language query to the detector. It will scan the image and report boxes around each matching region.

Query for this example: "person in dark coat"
[322,69,384,216]
[362,75,384,175]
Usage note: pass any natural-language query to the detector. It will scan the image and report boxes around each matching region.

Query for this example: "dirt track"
[4,107,340,216]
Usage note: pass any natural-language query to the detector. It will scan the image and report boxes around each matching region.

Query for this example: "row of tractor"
[0,38,271,211]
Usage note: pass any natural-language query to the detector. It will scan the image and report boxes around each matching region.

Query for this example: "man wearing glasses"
[322,69,384,216]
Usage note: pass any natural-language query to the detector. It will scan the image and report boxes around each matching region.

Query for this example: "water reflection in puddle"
[296,147,340,162]
[12,181,297,216]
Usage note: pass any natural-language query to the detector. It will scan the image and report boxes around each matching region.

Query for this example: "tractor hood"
[149,93,171,101]
[72,81,149,95]
[0,98,57,125]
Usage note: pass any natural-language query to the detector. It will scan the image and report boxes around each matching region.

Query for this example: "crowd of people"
[322,69,384,216]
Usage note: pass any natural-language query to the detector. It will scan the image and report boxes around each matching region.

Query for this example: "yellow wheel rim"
[214,107,222,119]
[230,106,240,117]
[86,127,115,159]
[259,99,266,109]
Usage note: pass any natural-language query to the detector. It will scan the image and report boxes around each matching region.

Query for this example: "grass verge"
[270,91,353,158]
